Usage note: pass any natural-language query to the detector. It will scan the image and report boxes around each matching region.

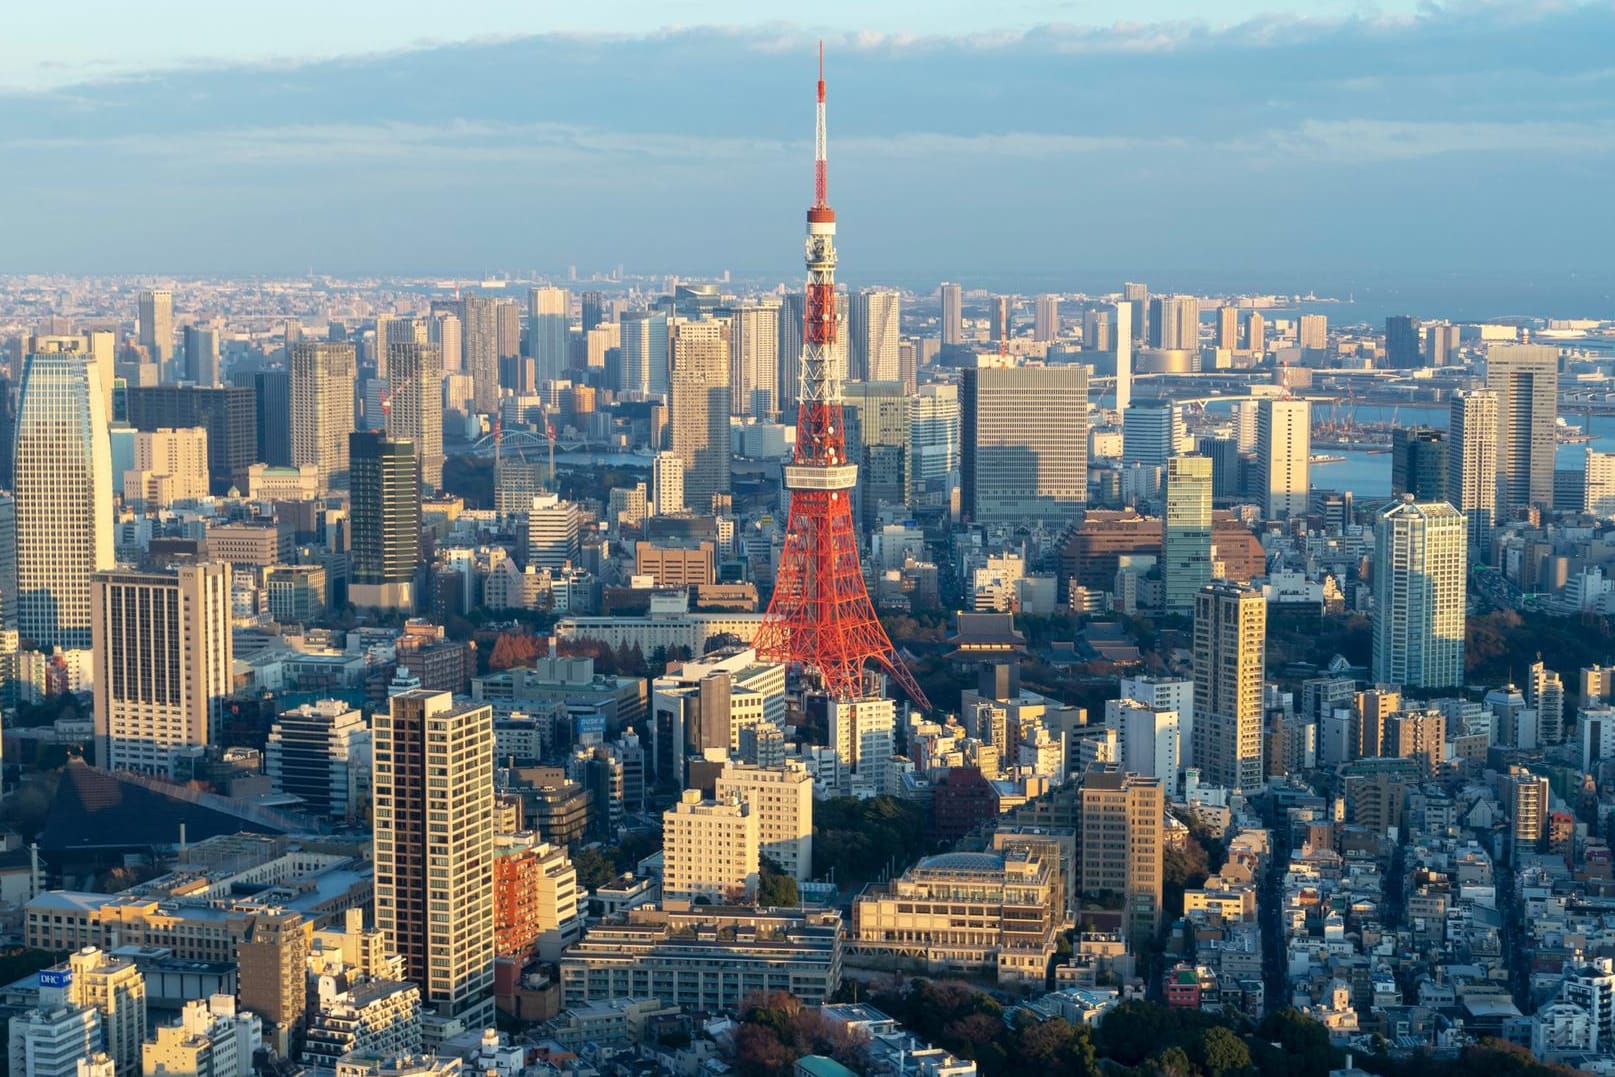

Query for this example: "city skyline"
[2,5,1612,307]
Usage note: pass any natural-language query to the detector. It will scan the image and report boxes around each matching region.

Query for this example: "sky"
[4,1,1613,313]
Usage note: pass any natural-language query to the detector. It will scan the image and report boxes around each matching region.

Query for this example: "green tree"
[1194,1026,1253,1077]
[757,862,799,908]
[571,846,617,890]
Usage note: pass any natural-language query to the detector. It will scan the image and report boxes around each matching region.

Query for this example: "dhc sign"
[38,970,72,989]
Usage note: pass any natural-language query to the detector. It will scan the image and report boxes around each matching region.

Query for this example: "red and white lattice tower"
[751,46,931,711]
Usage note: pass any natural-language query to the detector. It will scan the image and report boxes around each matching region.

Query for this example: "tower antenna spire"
[814,39,828,209]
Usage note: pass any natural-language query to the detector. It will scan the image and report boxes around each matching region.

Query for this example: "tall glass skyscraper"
[14,340,114,650]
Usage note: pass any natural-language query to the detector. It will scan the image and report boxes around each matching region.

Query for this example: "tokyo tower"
[751,47,931,712]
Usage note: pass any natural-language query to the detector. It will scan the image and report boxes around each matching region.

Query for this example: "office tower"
[426,310,462,378]
[1372,498,1467,690]
[1192,581,1266,790]
[1391,427,1448,502]
[525,493,580,570]
[991,295,1011,344]
[1587,449,1615,518]
[1149,294,1200,351]
[842,380,909,526]
[265,700,372,822]
[1114,301,1133,412]
[374,690,495,1030]
[66,948,146,1077]
[898,340,919,394]
[714,761,814,883]
[460,296,502,413]
[1123,282,1149,347]
[1163,456,1213,614]
[183,325,220,386]
[91,562,231,776]
[1385,315,1422,368]
[1424,323,1461,367]
[1297,313,1327,352]
[241,370,291,466]
[137,289,174,367]
[662,789,759,905]
[385,341,444,491]
[126,384,257,495]
[1082,308,1112,352]
[727,302,781,418]
[1449,388,1499,557]
[349,431,421,611]
[961,366,1088,524]
[1077,764,1164,942]
[1528,659,1566,746]
[777,292,806,413]
[14,341,114,650]
[1122,398,1183,468]
[289,341,357,491]
[122,426,210,507]
[1118,675,1195,766]
[1104,699,1180,784]
[940,282,963,346]
[495,299,522,372]
[619,310,669,398]
[581,291,606,332]
[1033,294,1059,343]
[1245,311,1266,354]
[669,319,731,516]
[1215,306,1239,351]
[849,289,901,382]
[1254,399,1310,519]
[1488,343,1559,514]
[908,383,960,510]
[528,286,570,385]
[651,451,685,516]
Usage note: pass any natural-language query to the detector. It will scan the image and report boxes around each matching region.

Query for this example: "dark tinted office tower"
[1385,315,1422,368]
[1488,343,1560,515]
[495,300,521,369]
[940,282,962,346]
[460,296,502,413]
[232,369,292,467]
[961,366,1088,524]
[581,291,606,333]
[0,373,16,489]
[349,431,422,612]
[183,325,220,386]
[1195,435,1242,498]
[1391,427,1448,502]
[125,384,258,496]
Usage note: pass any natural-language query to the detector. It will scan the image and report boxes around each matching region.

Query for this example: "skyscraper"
[182,325,220,386]
[240,370,291,467]
[138,289,174,367]
[581,291,607,332]
[349,431,421,612]
[651,451,685,516]
[289,341,357,491]
[1033,294,1059,343]
[384,341,444,491]
[1245,311,1266,355]
[908,383,959,510]
[1391,427,1448,501]
[1449,388,1498,557]
[265,700,371,822]
[619,310,669,398]
[374,690,495,1031]
[1528,659,1566,746]
[961,366,1088,524]
[1488,343,1559,514]
[727,302,781,418]
[1113,301,1133,412]
[940,282,962,346]
[1215,306,1239,351]
[1587,449,1615,519]
[91,563,232,776]
[1077,764,1164,942]
[1372,498,1467,691]
[1123,282,1149,348]
[1254,399,1310,520]
[669,319,731,515]
[14,340,114,650]
[1297,313,1328,352]
[1193,581,1265,791]
[1163,456,1213,614]
[126,384,258,495]
[1122,398,1183,468]
[849,289,901,382]
[1149,294,1200,351]
[461,295,503,413]
[528,287,570,386]
[1385,315,1422,368]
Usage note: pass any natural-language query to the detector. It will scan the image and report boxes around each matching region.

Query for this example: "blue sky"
[4,2,1613,312]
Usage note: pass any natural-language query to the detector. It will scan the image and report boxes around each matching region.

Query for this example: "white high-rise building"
[1586,449,1615,519]
[714,761,814,883]
[651,452,685,517]
[1118,676,1195,768]
[1450,388,1498,557]
[122,427,210,508]
[14,340,114,651]
[137,289,174,368]
[829,696,896,797]
[1488,342,1559,514]
[289,341,358,491]
[727,302,781,419]
[850,289,901,383]
[524,493,579,571]
[91,563,233,777]
[1122,399,1184,468]
[1372,498,1467,691]
[7,991,100,1077]
[908,383,960,511]
[1113,301,1133,413]
[619,311,669,398]
[528,287,570,386]
[1254,399,1310,520]
[1104,699,1180,785]
[385,341,444,491]
[661,789,759,906]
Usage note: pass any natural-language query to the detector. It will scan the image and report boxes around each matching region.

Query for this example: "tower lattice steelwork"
[752,48,931,711]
